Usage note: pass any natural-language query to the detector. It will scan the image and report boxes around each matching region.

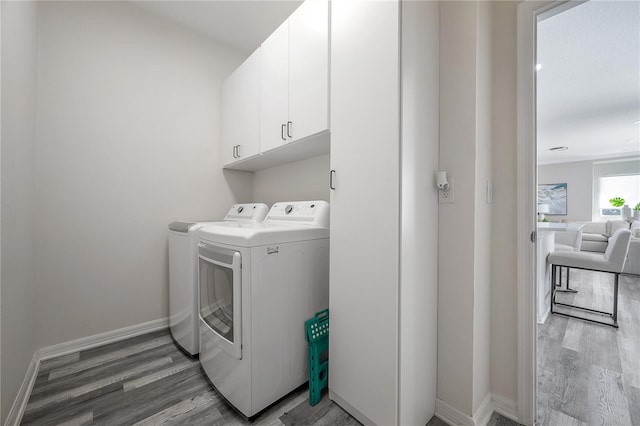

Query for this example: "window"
[593,159,640,220]
[599,174,640,216]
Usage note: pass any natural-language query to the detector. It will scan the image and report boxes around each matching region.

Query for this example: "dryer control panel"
[266,201,329,227]
[223,203,269,222]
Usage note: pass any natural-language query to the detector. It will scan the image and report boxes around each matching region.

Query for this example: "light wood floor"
[537,269,640,425]
[21,328,519,425]
[21,330,314,425]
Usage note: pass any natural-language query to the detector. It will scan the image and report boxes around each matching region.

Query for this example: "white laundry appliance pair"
[197,200,330,418]
[167,203,268,356]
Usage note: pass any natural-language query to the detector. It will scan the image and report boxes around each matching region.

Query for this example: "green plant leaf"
[634,202,640,211]
[609,197,625,207]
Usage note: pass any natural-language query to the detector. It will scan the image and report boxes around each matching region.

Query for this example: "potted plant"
[609,197,625,208]
[634,202,640,221]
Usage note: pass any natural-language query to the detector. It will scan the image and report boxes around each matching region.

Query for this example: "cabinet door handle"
[330,170,336,190]
[281,124,287,141]
[232,145,237,158]
[287,121,292,139]
[236,145,241,158]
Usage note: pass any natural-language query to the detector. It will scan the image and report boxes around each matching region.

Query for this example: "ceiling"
[133,1,303,56]
[536,0,640,165]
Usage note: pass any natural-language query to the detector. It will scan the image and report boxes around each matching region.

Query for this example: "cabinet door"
[329,1,400,425]
[288,0,329,141]
[259,20,289,153]
[221,49,260,166]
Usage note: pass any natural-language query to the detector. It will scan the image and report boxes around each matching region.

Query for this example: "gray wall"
[1,2,39,421]
[33,1,249,348]
[538,160,593,222]
[252,154,330,206]
[489,0,519,405]
[438,1,493,415]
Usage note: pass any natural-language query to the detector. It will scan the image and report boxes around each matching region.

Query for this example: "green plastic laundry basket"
[305,309,329,406]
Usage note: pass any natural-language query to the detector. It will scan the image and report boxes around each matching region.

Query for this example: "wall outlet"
[439,178,455,203]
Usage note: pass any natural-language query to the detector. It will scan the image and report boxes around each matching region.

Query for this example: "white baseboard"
[474,393,493,426]
[5,318,169,426]
[435,398,475,426]
[492,393,519,423]
[4,351,40,426]
[39,317,168,361]
[435,394,519,426]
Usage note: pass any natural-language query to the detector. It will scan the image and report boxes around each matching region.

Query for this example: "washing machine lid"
[168,203,268,233]
[168,221,197,233]
[199,201,329,247]
[198,222,329,247]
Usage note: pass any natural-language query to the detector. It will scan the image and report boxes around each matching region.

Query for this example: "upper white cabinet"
[288,0,329,144]
[260,20,291,152]
[223,0,329,170]
[260,0,329,152]
[221,49,260,165]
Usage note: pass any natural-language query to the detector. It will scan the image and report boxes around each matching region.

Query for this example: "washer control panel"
[266,201,329,227]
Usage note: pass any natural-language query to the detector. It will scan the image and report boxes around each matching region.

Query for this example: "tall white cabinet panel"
[288,0,329,141]
[221,49,260,165]
[329,1,439,425]
[259,20,290,153]
[329,2,400,426]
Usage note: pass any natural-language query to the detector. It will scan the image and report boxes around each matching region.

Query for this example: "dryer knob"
[285,205,294,214]
[237,206,244,213]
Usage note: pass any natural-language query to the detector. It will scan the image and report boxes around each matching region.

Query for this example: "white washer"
[168,203,268,356]
[197,201,329,418]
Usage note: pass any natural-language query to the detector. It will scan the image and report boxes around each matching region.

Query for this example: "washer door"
[198,243,242,360]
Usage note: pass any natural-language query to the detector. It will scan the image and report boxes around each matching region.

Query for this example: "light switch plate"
[486,180,493,204]
[439,178,455,203]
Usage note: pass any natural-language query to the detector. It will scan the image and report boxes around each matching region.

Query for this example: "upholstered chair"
[547,228,631,327]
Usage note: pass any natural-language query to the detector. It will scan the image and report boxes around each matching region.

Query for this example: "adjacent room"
[535,1,640,424]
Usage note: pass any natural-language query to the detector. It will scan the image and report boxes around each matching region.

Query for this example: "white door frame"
[516,1,587,424]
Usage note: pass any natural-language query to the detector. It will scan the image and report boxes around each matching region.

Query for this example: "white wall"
[472,0,493,414]
[1,1,39,421]
[538,160,593,222]
[438,1,476,414]
[399,1,439,423]
[34,1,249,347]
[489,0,519,406]
[251,154,329,206]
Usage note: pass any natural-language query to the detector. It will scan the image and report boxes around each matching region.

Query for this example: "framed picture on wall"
[538,183,567,215]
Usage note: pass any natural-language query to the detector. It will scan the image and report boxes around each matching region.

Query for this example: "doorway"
[524,1,640,424]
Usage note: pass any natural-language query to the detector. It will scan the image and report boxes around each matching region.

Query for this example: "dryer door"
[198,243,242,359]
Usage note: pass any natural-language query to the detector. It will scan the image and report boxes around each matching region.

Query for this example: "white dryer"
[168,203,268,356]
[197,201,330,418]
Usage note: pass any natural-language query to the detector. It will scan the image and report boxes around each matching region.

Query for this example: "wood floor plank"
[39,352,81,373]
[30,342,178,399]
[561,319,583,352]
[25,357,173,414]
[91,365,211,425]
[56,411,94,426]
[48,335,173,380]
[548,409,586,426]
[132,392,218,425]
[122,359,197,392]
[588,365,632,426]
[173,403,225,425]
[625,385,640,426]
